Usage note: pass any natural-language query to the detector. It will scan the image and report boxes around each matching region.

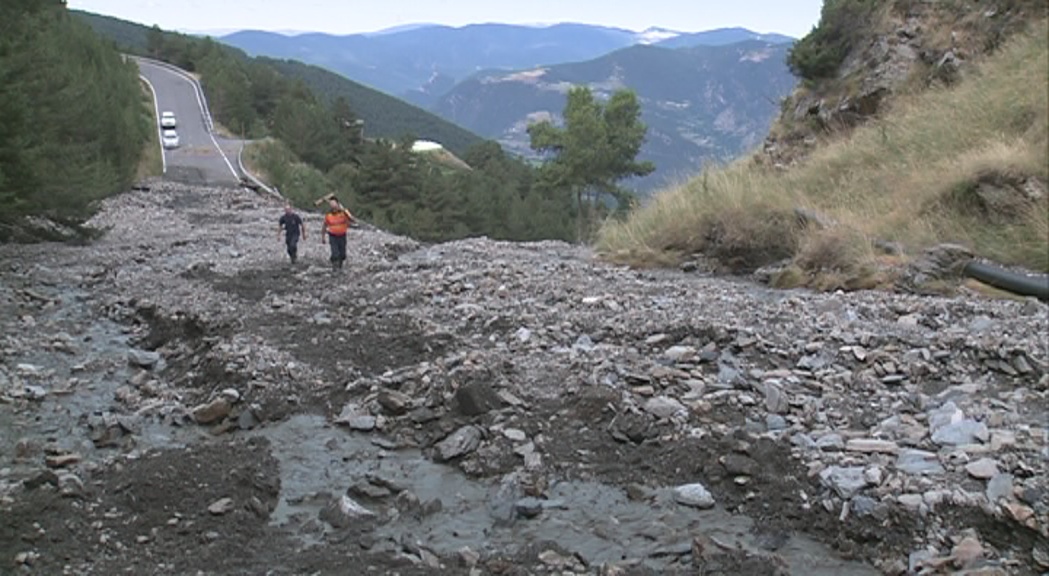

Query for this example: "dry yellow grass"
[240,140,271,182]
[597,20,1049,282]
[135,80,163,180]
[210,119,238,139]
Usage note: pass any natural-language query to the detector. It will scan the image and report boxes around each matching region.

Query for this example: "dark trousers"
[328,233,347,267]
[285,236,299,262]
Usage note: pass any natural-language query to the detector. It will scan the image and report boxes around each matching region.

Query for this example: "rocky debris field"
[0,181,1047,575]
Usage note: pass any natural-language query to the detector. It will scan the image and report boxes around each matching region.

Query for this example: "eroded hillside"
[599,0,1047,295]
[761,0,1046,167]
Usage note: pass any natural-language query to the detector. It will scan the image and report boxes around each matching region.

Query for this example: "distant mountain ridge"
[219,23,795,107]
[433,40,798,192]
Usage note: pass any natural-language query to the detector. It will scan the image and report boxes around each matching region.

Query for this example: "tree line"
[0,0,149,225]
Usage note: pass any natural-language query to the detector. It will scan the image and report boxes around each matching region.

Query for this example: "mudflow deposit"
[0,181,1047,576]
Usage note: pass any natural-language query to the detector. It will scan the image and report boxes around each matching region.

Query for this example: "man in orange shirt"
[321,196,354,271]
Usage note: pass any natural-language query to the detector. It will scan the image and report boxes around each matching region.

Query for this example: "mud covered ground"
[0,182,1046,575]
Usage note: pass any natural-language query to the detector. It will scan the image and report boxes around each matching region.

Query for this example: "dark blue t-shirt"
[279,213,303,241]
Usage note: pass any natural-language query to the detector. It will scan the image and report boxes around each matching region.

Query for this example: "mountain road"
[134,56,243,187]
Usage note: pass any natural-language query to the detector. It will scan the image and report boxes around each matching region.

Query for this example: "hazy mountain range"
[433,40,797,190]
[213,22,798,191]
[219,24,793,108]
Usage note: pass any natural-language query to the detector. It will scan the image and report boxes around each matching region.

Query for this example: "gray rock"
[434,425,483,462]
[409,407,437,424]
[986,473,1014,504]
[348,481,391,500]
[127,348,161,369]
[762,380,789,414]
[897,494,924,510]
[673,483,716,509]
[643,396,686,419]
[845,439,898,454]
[864,466,884,486]
[896,449,945,475]
[881,374,907,385]
[664,345,696,362]
[454,379,502,416]
[931,419,989,446]
[237,409,259,431]
[819,466,869,499]
[909,549,934,573]
[850,495,879,517]
[320,495,376,528]
[502,428,527,442]
[722,454,759,476]
[816,434,845,451]
[377,390,412,415]
[765,414,788,431]
[965,458,998,480]
[24,385,47,400]
[1013,354,1033,374]
[791,433,817,450]
[927,401,963,432]
[191,397,231,425]
[58,473,85,498]
[347,415,377,431]
[514,497,544,519]
[796,354,828,371]
[572,334,594,352]
[208,497,235,515]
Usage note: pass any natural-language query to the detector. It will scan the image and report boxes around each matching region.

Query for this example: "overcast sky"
[67,0,823,38]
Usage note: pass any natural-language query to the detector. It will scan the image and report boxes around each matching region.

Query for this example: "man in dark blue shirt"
[277,203,306,264]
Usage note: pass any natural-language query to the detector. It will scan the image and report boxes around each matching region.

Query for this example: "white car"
[160,111,177,128]
[162,129,180,149]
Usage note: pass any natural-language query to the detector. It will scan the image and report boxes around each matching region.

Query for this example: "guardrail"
[237,141,282,200]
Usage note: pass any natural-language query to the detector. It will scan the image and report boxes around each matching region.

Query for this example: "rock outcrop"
[759,0,1044,168]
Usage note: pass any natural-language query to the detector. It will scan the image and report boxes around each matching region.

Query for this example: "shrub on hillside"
[787,0,880,81]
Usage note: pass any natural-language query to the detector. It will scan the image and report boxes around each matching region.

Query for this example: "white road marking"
[165,67,240,180]
[136,58,239,181]
[139,74,166,174]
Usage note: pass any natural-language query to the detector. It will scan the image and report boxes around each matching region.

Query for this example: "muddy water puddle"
[260,415,879,574]
[0,283,206,479]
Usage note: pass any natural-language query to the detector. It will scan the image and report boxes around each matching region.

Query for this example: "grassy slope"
[597,21,1048,285]
[135,80,163,180]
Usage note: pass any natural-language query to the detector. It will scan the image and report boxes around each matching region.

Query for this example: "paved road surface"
[135,57,242,187]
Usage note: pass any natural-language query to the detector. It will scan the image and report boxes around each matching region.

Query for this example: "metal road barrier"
[236,142,282,200]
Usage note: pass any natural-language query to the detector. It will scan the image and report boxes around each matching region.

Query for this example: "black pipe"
[962,260,1049,301]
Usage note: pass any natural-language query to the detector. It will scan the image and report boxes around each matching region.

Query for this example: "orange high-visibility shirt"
[325,209,351,236]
